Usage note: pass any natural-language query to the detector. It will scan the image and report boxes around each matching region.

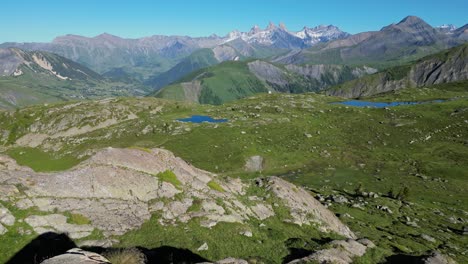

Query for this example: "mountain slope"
[275,16,468,69]
[145,49,220,90]
[0,48,149,109]
[0,23,349,83]
[327,43,468,98]
[0,34,219,80]
[153,60,376,104]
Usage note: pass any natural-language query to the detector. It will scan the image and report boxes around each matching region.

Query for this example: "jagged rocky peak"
[396,15,433,29]
[438,24,456,31]
[437,24,457,34]
[227,29,242,39]
[266,21,277,31]
[249,25,261,35]
[279,22,288,31]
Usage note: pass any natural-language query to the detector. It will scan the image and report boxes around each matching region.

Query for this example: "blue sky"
[2,0,467,43]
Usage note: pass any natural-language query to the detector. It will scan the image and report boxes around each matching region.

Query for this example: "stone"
[0,148,357,242]
[77,239,118,248]
[250,203,274,220]
[422,251,456,264]
[240,230,253,237]
[25,214,94,239]
[216,258,249,264]
[421,234,436,243]
[0,204,15,226]
[288,239,370,264]
[40,248,110,264]
[377,205,393,214]
[0,223,6,235]
[244,156,264,172]
[332,195,349,204]
[357,238,375,248]
[198,242,209,251]
[266,177,356,239]
[0,185,19,201]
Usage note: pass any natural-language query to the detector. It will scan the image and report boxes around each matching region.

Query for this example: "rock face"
[327,43,468,98]
[40,248,110,264]
[247,60,376,93]
[277,16,467,66]
[244,155,264,172]
[0,147,355,240]
[265,177,356,238]
[422,251,457,264]
[0,204,15,226]
[287,239,375,264]
[25,214,94,239]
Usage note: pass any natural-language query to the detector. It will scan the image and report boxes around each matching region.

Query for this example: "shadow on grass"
[6,232,76,264]
[7,232,209,264]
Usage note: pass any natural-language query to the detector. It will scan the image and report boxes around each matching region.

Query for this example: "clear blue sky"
[2,0,467,43]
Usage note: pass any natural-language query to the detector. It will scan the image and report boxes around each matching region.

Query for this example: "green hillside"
[327,43,468,98]
[154,61,268,105]
[0,49,151,109]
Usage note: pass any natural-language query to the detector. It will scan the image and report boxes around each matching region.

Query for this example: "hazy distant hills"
[0,22,349,82]
[326,43,468,98]
[0,48,149,109]
[152,60,377,104]
[273,16,468,68]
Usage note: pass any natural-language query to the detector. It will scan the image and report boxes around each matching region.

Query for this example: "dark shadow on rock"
[81,245,209,264]
[6,232,76,264]
[282,248,313,263]
[141,246,209,264]
[383,254,425,264]
[10,232,210,264]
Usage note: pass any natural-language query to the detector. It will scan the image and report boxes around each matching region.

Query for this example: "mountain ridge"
[326,43,468,98]
[0,48,150,109]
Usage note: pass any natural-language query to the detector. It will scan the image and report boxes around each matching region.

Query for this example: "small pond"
[177,115,228,123]
[333,99,445,108]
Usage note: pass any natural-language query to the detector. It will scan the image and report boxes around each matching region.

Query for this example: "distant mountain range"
[273,16,468,67]
[0,22,349,80]
[326,43,468,98]
[0,16,467,108]
[0,48,149,109]
[152,60,377,104]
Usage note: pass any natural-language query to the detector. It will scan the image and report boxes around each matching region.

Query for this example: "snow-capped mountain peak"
[293,24,350,45]
[279,22,288,31]
[222,22,349,48]
[436,24,457,34]
[248,25,261,36]
[266,22,277,31]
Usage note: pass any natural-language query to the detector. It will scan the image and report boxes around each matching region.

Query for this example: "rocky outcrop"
[287,239,375,264]
[327,43,468,98]
[0,147,355,240]
[25,214,94,239]
[40,248,110,264]
[248,60,289,88]
[422,251,457,264]
[265,177,356,238]
[244,155,264,172]
[246,60,377,94]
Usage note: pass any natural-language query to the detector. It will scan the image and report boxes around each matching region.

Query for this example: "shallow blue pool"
[333,100,444,108]
[177,115,228,123]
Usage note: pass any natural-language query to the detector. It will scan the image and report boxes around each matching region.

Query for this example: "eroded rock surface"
[288,239,374,264]
[40,248,110,264]
[0,147,355,240]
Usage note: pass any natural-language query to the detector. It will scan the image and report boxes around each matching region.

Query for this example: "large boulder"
[40,248,110,264]
[287,239,375,264]
[244,155,264,172]
[1,148,356,241]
